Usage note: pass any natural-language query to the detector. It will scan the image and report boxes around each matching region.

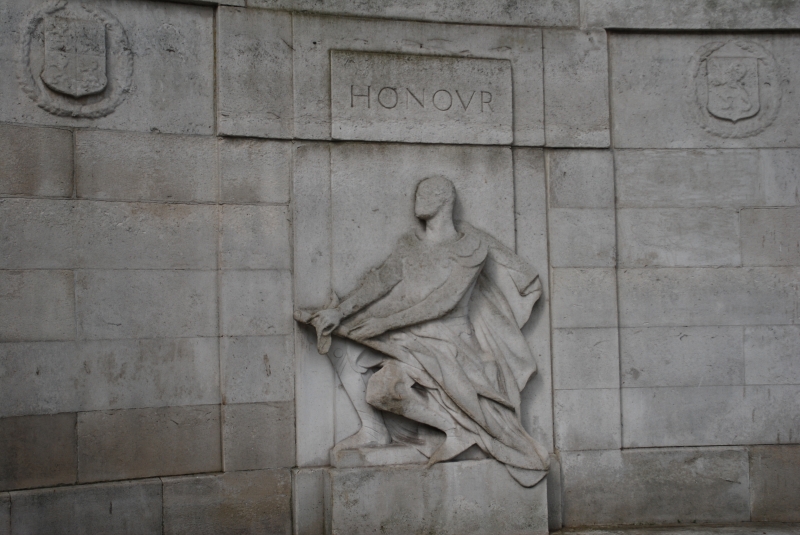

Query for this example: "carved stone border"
[687,39,782,139]
[18,0,133,118]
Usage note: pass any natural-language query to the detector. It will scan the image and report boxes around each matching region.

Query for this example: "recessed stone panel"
[331,51,512,145]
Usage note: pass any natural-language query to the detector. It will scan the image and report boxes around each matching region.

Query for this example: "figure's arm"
[337,253,403,317]
[463,223,540,296]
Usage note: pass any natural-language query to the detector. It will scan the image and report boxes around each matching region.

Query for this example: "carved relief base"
[322,460,548,535]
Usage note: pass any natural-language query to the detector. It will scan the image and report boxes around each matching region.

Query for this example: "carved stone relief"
[296,176,549,487]
[688,39,781,138]
[18,0,133,118]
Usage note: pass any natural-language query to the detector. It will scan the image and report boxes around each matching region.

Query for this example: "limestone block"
[744,385,800,445]
[547,150,614,208]
[217,8,293,139]
[163,470,291,535]
[76,270,217,339]
[77,405,221,482]
[0,124,72,197]
[745,326,800,385]
[222,336,293,404]
[741,208,800,266]
[617,209,741,267]
[750,445,800,522]
[618,267,800,327]
[0,0,214,134]
[0,338,219,418]
[293,16,544,145]
[251,0,577,27]
[292,468,326,535]
[326,460,548,535]
[330,51,512,145]
[0,413,76,491]
[10,479,162,535]
[221,205,291,270]
[543,30,610,147]
[547,456,563,531]
[621,326,744,388]
[552,268,618,328]
[553,328,620,390]
[0,493,7,535]
[610,34,798,149]
[615,149,800,208]
[1,199,218,270]
[75,131,217,203]
[223,402,295,471]
[549,209,616,267]
[0,270,74,342]
[583,0,800,30]
[220,270,293,336]
[561,448,750,526]
[554,389,621,451]
[220,139,291,204]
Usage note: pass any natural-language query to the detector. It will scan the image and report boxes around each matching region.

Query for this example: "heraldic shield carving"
[688,39,782,138]
[41,16,108,98]
[18,0,133,119]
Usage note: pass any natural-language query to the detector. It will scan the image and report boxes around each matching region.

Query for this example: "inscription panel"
[331,51,513,144]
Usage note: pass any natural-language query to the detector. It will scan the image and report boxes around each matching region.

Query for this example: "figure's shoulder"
[451,222,488,267]
[395,231,420,251]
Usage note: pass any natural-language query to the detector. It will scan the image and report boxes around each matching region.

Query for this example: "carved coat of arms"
[688,40,781,138]
[41,17,108,98]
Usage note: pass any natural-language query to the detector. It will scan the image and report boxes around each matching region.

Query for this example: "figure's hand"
[313,307,343,336]
[348,317,390,340]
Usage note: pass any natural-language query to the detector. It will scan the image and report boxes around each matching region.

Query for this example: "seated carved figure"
[295,176,549,486]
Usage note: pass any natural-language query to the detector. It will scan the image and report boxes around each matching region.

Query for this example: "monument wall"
[0,0,799,533]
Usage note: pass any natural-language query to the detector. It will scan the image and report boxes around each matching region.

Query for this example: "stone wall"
[0,0,799,533]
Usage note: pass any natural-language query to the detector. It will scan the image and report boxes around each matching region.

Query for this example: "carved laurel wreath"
[18,0,134,118]
[687,39,782,139]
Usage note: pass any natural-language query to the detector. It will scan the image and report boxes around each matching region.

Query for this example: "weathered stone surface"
[76,270,217,339]
[75,131,217,203]
[621,326,744,388]
[618,209,741,267]
[0,270,74,342]
[331,51,512,145]
[741,208,800,266]
[220,270,293,336]
[584,0,800,29]
[222,336,293,404]
[330,143,514,295]
[293,16,544,145]
[552,268,618,328]
[618,267,800,327]
[560,527,800,535]
[561,448,750,526]
[251,0,577,27]
[326,460,548,535]
[330,444,427,469]
[610,34,798,148]
[615,149,800,208]
[554,388,621,451]
[547,150,615,208]
[163,470,291,535]
[547,456,562,531]
[217,8,293,139]
[553,328,620,390]
[549,209,616,267]
[622,385,800,447]
[0,492,7,535]
[0,413,76,491]
[0,0,214,134]
[77,405,221,483]
[543,30,610,147]
[0,338,220,418]
[292,468,326,535]
[10,479,162,535]
[750,445,800,522]
[745,326,800,385]
[0,124,72,197]
[221,205,291,270]
[223,402,295,471]
[0,199,218,270]
[220,139,291,204]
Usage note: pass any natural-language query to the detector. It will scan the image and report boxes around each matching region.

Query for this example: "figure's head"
[414,176,456,220]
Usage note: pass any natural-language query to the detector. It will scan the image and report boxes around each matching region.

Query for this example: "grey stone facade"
[0,0,799,533]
